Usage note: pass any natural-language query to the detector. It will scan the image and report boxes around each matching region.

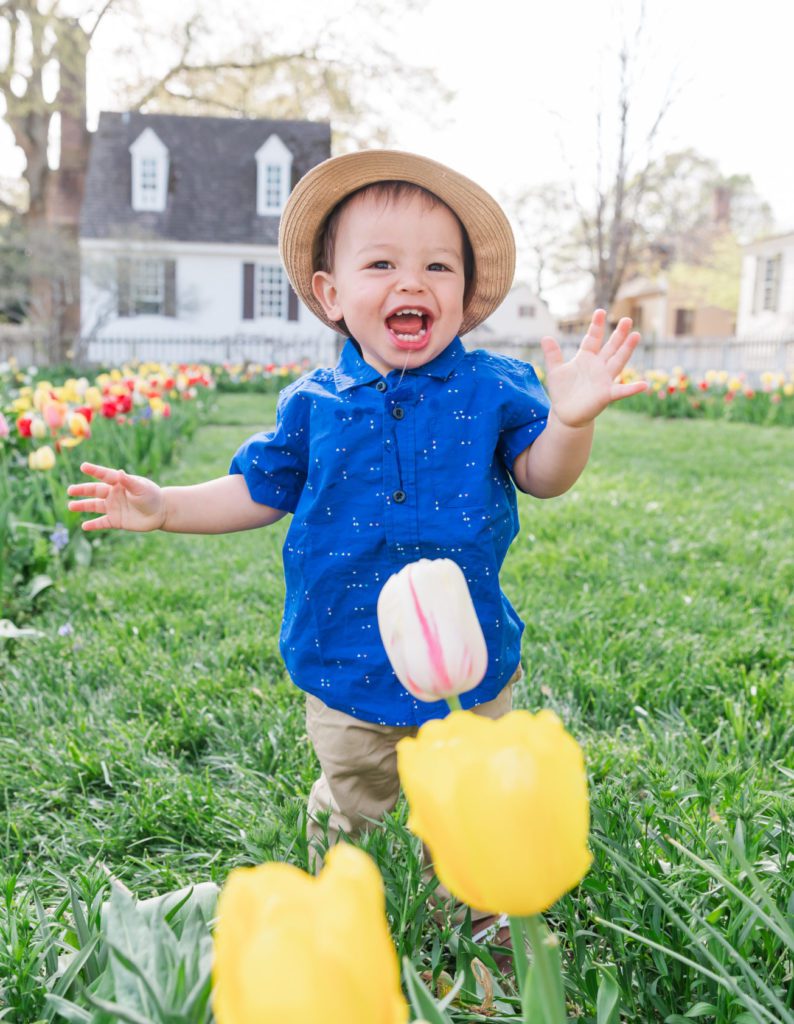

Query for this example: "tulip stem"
[525,914,567,1023]
[445,696,463,713]
[509,915,530,1001]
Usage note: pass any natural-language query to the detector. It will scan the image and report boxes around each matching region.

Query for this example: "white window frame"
[255,262,288,319]
[131,258,166,315]
[129,128,169,212]
[762,254,781,312]
[255,134,293,215]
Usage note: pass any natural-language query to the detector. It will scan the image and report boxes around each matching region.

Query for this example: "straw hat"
[278,150,515,336]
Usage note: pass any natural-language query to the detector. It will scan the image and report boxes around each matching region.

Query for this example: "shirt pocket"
[300,409,384,524]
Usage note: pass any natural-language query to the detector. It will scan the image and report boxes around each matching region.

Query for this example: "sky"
[2,0,792,314]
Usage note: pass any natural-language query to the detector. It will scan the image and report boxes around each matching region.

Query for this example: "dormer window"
[129,128,169,212]
[255,134,293,215]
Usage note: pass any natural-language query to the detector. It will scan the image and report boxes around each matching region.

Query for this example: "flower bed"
[617,367,794,425]
[0,359,214,619]
[213,359,311,393]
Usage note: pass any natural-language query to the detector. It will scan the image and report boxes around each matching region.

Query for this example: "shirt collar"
[334,337,465,392]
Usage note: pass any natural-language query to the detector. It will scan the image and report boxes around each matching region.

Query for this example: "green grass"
[0,397,792,1022]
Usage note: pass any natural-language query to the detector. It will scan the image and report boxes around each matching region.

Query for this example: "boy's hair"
[317,180,475,287]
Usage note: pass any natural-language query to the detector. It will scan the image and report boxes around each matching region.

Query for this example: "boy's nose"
[396,270,426,292]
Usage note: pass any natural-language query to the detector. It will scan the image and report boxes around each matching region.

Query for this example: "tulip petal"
[213,845,408,1024]
[397,710,592,917]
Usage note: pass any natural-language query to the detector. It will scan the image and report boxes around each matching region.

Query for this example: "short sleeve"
[229,386,308,512]
[495,359,551,469]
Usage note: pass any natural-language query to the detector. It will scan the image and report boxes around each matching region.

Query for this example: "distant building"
[610,275,735,339]
[79,112,332,361]
[466,284,557,351]
[737,231,794,336]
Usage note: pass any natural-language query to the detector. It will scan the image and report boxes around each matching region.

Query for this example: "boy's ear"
[312,271,343,323]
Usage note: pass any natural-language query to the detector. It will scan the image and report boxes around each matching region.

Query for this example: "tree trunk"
[4,9,90,363]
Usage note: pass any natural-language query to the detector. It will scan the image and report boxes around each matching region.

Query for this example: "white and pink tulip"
[376,558,488,703]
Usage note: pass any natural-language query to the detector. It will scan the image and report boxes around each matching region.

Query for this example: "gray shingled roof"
[80,111,331,245]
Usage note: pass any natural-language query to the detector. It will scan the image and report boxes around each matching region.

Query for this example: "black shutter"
[164,259,176,317]
[243,262,255,320]
[117,257,131,317]
[287,281,299,321]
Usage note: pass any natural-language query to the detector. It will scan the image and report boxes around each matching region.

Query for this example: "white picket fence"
[479,334,794,380]
[80,333,339,369]
[2,327,793,381]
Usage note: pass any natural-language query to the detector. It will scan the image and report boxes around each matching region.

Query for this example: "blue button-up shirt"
[230,337,550,725]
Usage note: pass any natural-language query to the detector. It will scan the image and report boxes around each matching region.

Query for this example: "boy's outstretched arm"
[67,462,286,534]
[512,310,647,499]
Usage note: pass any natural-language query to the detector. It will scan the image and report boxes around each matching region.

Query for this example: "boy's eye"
[428,262,450,272]
[368,260,392,270]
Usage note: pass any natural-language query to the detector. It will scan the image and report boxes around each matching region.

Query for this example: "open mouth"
[385,308,432,345]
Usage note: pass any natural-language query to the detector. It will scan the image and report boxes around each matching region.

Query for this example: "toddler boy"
[68,150,646,893]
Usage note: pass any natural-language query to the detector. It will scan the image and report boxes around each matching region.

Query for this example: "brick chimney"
[713,185,731,228]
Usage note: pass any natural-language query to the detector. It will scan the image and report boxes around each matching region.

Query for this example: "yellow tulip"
[68,412,91,438]
[84,386,102,410]
[212,844,408,1024]
[397,709,592,916]
[29,446,56,470]
[30,416,47,439]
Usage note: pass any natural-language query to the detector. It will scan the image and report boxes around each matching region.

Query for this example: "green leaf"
[0,618,43,638]
[685,1003,719,1017]
[32,886,59,979]
[402,957,454,1024]
[72,533,93,567]
[596,966,620,1024]
[43,995,92,1024]
[29,573,54,599]
[83,994,158,1024]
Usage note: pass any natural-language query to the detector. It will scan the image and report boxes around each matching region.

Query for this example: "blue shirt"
[230,337,550,726]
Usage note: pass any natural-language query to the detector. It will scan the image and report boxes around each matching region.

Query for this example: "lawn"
[1,394,792,1022]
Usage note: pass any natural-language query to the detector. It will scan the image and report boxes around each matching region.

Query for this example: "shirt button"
[392,406,405,420]
[375,380,387,392]
[392,489,407,503]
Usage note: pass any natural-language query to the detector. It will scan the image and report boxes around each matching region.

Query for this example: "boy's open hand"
[67,462,167,532]
[540,310,648,428]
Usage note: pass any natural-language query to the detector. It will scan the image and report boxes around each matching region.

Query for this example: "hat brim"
[278,150,515,336]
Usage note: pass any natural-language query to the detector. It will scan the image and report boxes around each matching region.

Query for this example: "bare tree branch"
[86,0,117,40]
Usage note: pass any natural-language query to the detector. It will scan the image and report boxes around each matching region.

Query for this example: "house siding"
[80,243,330,342]
[737,233,794,336]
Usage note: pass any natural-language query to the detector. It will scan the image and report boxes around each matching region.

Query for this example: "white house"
[737,231,794,337]
[465,283,557,350]
[79,112,334,364]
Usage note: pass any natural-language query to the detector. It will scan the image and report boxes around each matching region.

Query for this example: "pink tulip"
[43,401,67,432]
[377,558,488,702]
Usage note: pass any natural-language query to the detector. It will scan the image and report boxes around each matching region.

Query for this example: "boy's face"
[311,191,467,376]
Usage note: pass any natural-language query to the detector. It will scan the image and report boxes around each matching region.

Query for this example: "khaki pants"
[305,668,520,921]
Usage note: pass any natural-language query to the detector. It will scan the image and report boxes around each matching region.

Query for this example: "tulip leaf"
[72,533,93,567]
[29,573,54,600]
[596,966,620,1024]
[42,997,92,1024]
[0,618,43,639]
[402,957,454,1024]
